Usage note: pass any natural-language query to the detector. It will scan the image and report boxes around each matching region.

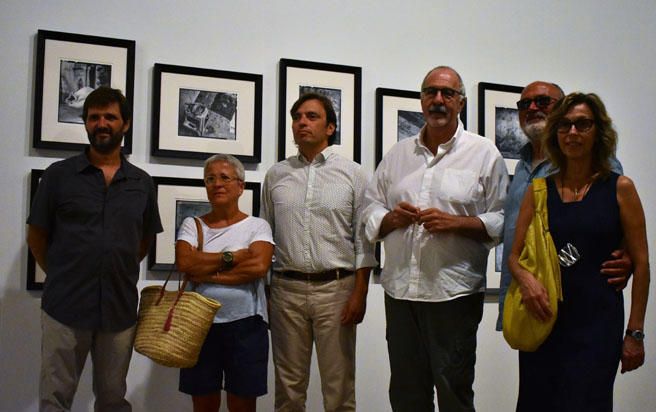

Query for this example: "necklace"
[560,175,592,202]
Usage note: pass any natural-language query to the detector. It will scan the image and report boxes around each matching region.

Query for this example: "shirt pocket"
[439,168,481,204]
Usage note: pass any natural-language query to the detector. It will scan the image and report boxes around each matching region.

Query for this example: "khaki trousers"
[40,311,135,412]
[269,275,356,412]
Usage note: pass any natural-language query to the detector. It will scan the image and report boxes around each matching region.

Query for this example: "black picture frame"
[149,176,262,271]
[375,87,468,166]
[151,63,263,163]
[278,58,361,162]
[33,29,135,153]
[27,169,46,290]
[478,82,525,173]
[485,175,513,295]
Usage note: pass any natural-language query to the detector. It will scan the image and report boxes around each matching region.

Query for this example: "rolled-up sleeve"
[362,159,393,243]
[477,153,509,248]
[353,166,378,268]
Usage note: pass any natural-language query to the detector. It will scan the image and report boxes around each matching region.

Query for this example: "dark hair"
[543,92,617,178]
[81,87,131,123]
[289,92,338,145]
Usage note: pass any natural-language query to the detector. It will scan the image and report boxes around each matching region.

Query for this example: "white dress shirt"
[262,146,377,273]
[363,122,508,301]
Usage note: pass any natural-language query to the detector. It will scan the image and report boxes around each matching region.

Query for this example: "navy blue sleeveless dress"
[516,173,624,412]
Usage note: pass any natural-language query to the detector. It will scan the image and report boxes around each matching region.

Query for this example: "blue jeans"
[385,293,484,412]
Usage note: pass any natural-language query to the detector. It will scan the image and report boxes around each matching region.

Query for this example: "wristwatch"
[626,329,645,341]
[221,251,234,270]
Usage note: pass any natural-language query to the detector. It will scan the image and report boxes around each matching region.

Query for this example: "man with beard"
[363,66,508,411]
[27,87,162,411]
[495,81,631,332]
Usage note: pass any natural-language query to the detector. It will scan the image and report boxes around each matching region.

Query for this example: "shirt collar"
[415,120,462,160]
[519,142,534,162]
[295,145,335,164]
[518,142,557,174]
[75,147,136,178]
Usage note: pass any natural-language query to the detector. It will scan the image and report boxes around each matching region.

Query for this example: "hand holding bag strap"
[502,177,562,351]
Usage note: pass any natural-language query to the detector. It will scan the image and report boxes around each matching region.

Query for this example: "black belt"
[276,269,355,282]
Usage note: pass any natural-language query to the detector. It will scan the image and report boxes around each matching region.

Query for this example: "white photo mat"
[156,71,257,157]
[279,59,361,162]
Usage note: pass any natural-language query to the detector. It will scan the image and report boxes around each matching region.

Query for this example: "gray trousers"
[40,311,135,412]
[385,293,484,412]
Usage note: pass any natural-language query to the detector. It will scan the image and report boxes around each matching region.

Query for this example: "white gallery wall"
[1,1,655,410]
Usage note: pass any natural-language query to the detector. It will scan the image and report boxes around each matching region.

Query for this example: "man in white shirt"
[262,93,376,412]
[363,66,508,411]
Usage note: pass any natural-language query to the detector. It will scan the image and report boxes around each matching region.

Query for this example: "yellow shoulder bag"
[502,177,563,352]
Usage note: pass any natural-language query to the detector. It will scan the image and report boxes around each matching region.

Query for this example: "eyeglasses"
[204,174,240,186]
[516,95,557,111]
[556,118,595,133]
[421,87,463,101]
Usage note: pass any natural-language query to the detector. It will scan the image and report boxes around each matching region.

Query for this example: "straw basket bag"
[135,217,221,368]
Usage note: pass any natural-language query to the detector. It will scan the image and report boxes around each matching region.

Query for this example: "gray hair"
[204,154,245,181]
[421,65,466,97]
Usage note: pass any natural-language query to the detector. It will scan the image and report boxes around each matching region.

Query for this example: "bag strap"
[156,216,205,305]
[531,178,551,235]
[193,216,204,253]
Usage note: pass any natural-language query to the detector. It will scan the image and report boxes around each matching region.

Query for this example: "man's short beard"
[522,120,546,142]
[88,130,123,154]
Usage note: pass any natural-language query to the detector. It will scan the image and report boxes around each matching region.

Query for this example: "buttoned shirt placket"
[408,140,453,298]
[302,157,319,273]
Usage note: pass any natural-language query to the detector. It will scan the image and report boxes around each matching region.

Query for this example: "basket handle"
[155,216,205,329]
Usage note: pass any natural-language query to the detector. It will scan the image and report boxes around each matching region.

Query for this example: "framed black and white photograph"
[278,58,361,162]
[375,87,468,165]
[478,82,526,173]
[149,176,261,270]
[33,30,135,152]
[152,64,262,163]
[27,169,46,290]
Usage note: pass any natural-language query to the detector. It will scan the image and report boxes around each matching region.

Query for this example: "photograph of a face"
[58,60,112,124]
[299,85,342,145]
[494,107,526,160]
[178,89,237,140]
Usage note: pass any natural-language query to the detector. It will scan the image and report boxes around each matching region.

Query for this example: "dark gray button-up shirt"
[28,151,162,331]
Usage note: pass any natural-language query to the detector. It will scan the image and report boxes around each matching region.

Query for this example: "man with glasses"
[363,66,508,411]
[262,92,376,411]
[495,81,631,332]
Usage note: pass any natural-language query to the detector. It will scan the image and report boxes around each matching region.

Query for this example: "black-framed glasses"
[421,87,463,100]
[556,118,595,133]
[516,95,556,110]
[204,174,240,186]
